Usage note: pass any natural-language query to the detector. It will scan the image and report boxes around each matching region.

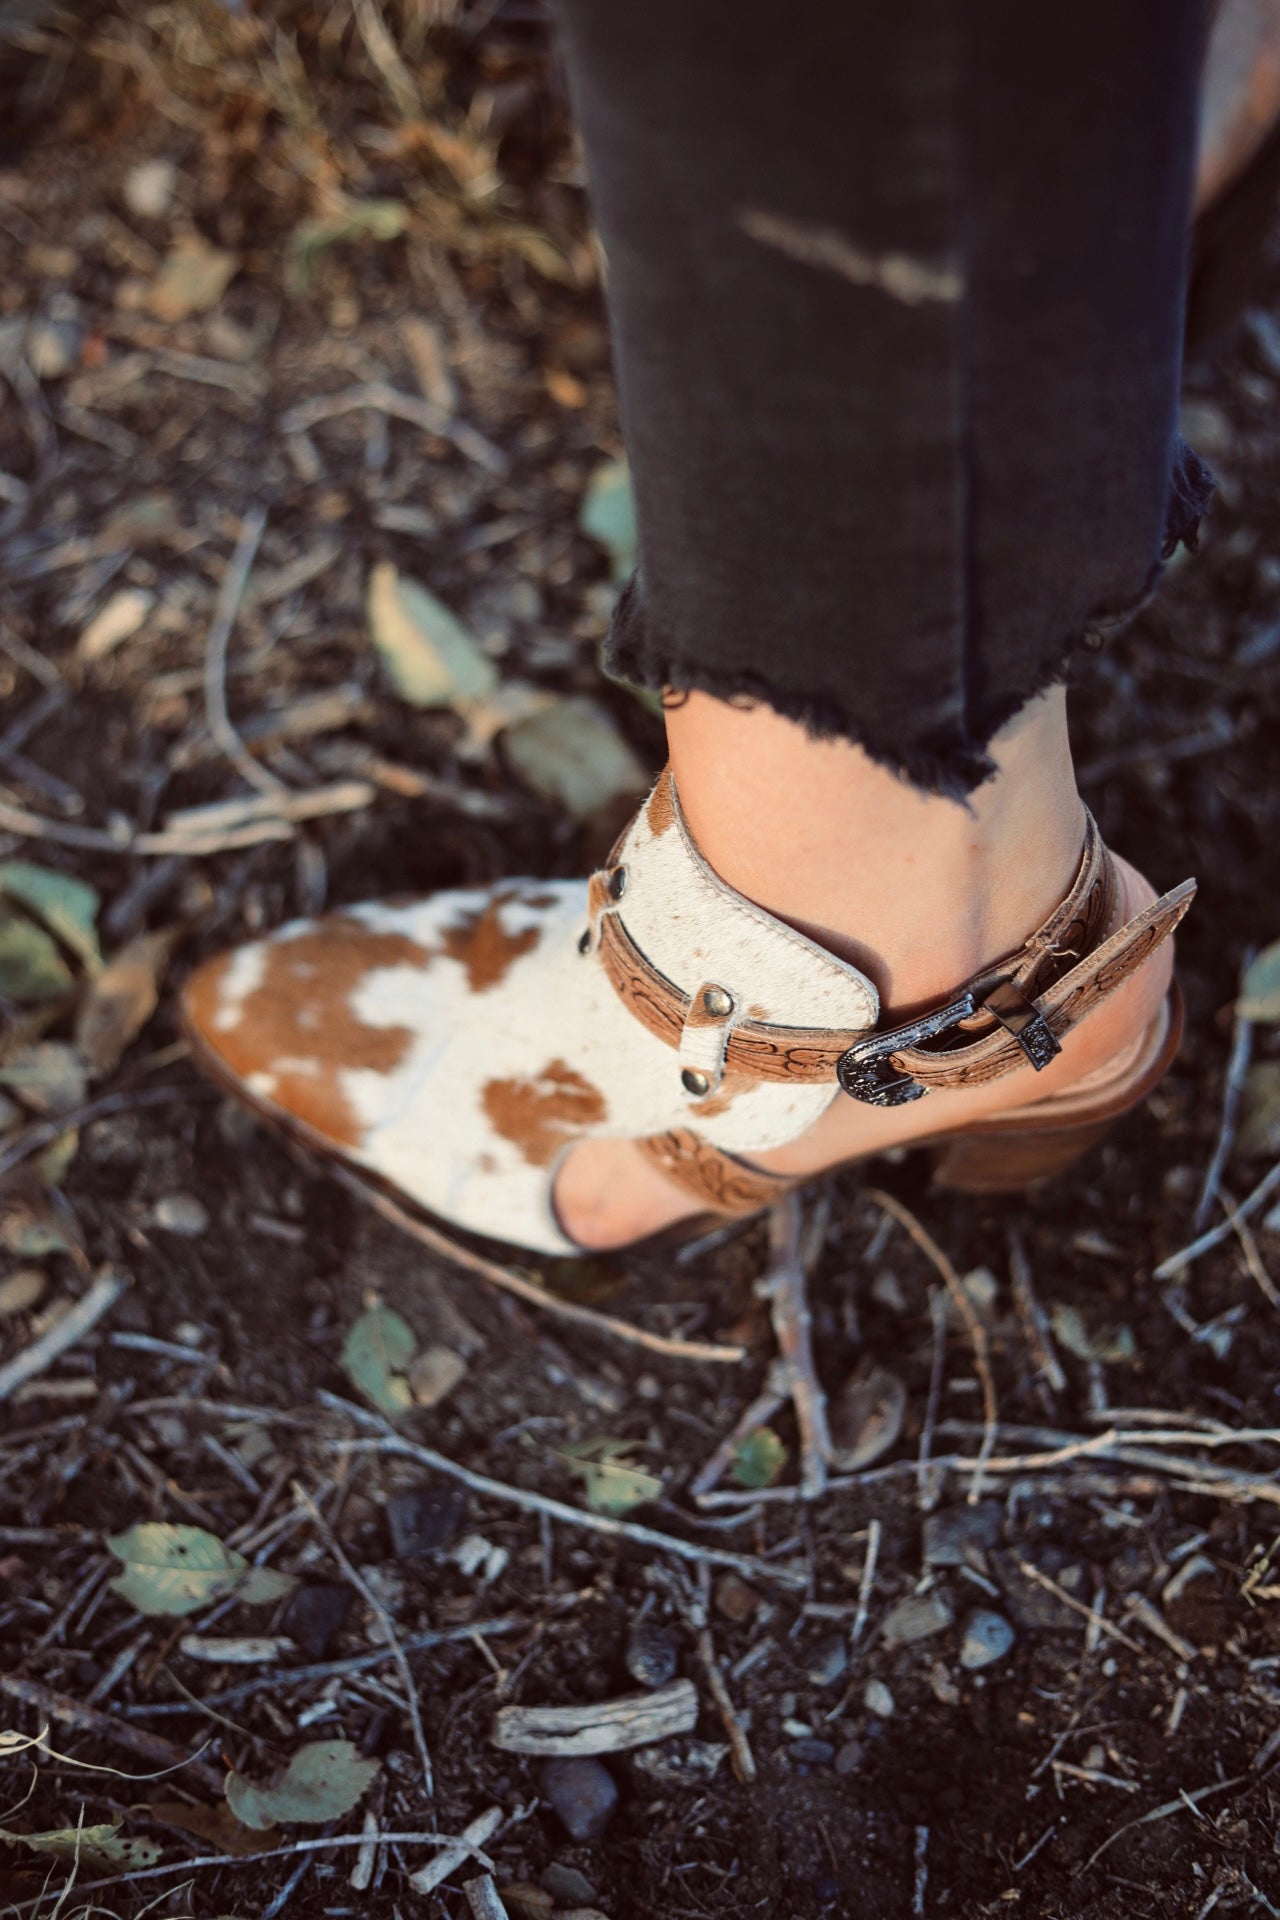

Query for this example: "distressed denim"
[554,0,1215,795]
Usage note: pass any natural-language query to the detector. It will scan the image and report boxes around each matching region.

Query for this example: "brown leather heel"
[930,1114,1116,1194]
[927,981,1185,1197]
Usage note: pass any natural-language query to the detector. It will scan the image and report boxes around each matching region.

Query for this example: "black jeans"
[553,0,1216,795]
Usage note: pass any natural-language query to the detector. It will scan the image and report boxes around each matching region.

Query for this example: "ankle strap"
[593,772,1196,1109]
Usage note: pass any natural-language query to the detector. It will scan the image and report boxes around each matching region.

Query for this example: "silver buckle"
[836,991,977,1107]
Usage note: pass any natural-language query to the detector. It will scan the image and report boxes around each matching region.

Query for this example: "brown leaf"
[75,929,176,1076]
[149,1800,281,1858]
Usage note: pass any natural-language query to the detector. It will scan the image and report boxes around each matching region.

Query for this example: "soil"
[2,8,1280,1919]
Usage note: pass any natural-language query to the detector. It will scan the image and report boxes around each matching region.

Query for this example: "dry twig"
[1194,979,1254,1231]
[293,1482,434,1795]
[202,504,282,799]
[332,1164,744,1365]
[1155,1158,1280,1280]
[322,1395,806,1587]
[492,1680,697,1755]
[867,1188,998,1499]
[0,1268,129,1404]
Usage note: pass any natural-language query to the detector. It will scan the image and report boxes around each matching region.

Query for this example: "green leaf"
[106,1522,295,1616]
[0,905,73,1001]
[1240,940,1280,1023]
[1239,1060,1280,1157]
[0,1821,161,1873]
[288,200,408,294]
[503,696,648,820]
[367,561,496,709]
[580,459,636,580]
[561,1438,663,1515]
[1049,1303,1136,1365]
[731,1426,788,1489]
[225,1740,379,1830]
[0,861,101,968]
[341,1305,417,1416]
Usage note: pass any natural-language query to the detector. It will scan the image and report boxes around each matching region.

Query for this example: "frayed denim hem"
[603,434,1216,803]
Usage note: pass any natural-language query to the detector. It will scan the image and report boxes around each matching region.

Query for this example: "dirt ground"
[3,7,1280,1918]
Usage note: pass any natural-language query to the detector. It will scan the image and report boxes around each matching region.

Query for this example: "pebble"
[407,1342,467,1408]
[123,157,178,220]
[789,1738,835,1766]
[0,1269,47,1316]
[631,1740,728,1786]
[27,315,80,381]
[922,1502,1003,1569]
[880,1588,954,1648]
[803,1632,848,1688]
[714,1572,759,1622]
[863,1679,895,1718]
[540,1865,597,1906]
[626,1617,678,1690]
[539,1758,618,1842]
[991,1548,1086,1631]
[834,1740,865,1775]
[386,1484,467,1559]
[959,1610,1016,1671]
[282,1582,353,1660]
[150,1192,209,1236]
[79,587,155,664]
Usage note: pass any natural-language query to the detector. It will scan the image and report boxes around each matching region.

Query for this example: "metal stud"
[702,986,733,1017]
[607,865,628,900]
[681,1068,710,1096]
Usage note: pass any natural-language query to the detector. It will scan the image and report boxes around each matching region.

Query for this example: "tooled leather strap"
[635,1129,796,1213]
[597,812,1196,1104]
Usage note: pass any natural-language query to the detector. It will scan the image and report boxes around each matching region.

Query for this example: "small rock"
[991,1548,1086,1631]
[834,1740,865,1774]
[803,1632,849,1688]
[829,1362,907,1470]
[714,1573,760,1623]
[386,1484,466,1560]
[282,1582,353,1660]
[626,1617,678,1690]
[407,1342,467,1407]
[540,1865,597,1906]
[863,1679,895,1718]
[145,235,239,322]
[881,1588,955,1648]
[540,1758,618,1842]
[27,314,80,381]
[499,1884,553,1920]
[958,1610,1016,1671]
[922,1502,1003,1569]
[870,1271,908,1313]
[928,1661,961,1706]
[151,1193,209,1236]
[631,1740,727,1787]
[789,1738,835,1766]
[79,588,154,663]
[451,1533,509,1583]
[123,157,178,220]
[0,1269,47,1316]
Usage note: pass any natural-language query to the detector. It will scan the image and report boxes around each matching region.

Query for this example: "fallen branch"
[492,1679,697,1756]
[0,1674,223,1794]
[202,504,281,799]
[294,1483,433,1795]
[0,1268,129,1404]
[321,1395,806,1587]
[332,1164,744,1366]
[867,1188,998,1499]
[1155,1158,1280,1280]
[1193,976,1254,1231]
[408,1807,503,1897]
[281,381,507,475]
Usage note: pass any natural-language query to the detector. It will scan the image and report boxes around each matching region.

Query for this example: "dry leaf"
[503,696,648,820]
[75,928,175,1075]
[146,235,239,321]
[226,1741,379,1830]
[367,560,496,707]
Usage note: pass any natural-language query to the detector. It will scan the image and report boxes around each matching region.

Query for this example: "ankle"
[666,686,1085,1009]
